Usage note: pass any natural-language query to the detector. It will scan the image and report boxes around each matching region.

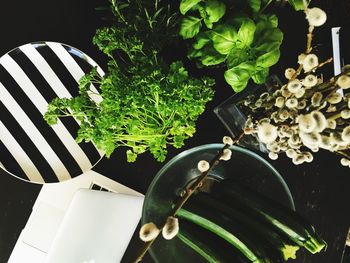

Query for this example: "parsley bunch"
[44,0,215,162]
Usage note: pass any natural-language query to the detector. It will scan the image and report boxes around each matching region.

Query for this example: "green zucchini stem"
[177,232,218,263]
[177,209,261,263]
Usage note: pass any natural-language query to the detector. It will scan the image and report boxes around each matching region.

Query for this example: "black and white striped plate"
[0,42,105,184]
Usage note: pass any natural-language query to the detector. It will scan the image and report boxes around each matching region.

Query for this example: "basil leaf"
[180,16,202,39]
[252,68,269,84]
[288,0,311,11]
[255,27,283,46]
[256,48,280,68]
[200,47,226,66]
[192,32,211,50]
[180,0,202,15]
[211,25,237,55]
[237,18,256,47]
[204,18,214,29]
[227,48,249,68]
[254,41,281,53]
[224,62,255,92]
[266,14,278,28]
[248,0,261,13]
[205,0,226,23]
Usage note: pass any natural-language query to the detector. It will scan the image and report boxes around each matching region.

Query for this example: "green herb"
[179,0,286,92]
[44,0,215,162]
[288,0,311,11]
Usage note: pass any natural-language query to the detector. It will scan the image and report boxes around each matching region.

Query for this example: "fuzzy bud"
[341,109,350,119]
[304,152,314,163]
[299,131,321,148]
[286,98,298,109]
[281,85,292,98]
[279,109,290,121]
[311,92,323,107]
[257,123,278,144]
[140,222,160,242]
[275,97,285,108]
[327,119,336,129]
[305,7,327,27]
[298,54,306,64]
[268,152,278,160]
[295,88,306,99]
[293,154,306,165]
[287,79,303,93]
[340,158,350,167]
[220,149,232,161]
[311,111,327,132]
[341,126,350,143]
[326,105,337,113]
[286,149,297,158]
[303,54,319,72]
[337,75,350,89]
[223,136,234,145]
[302,74,318,88]
[297,99,307,109]
[298,114,317,133]
[197,160,210,172]
[319,135,332,150]
[162,216,179,240]
[327,92,342,104]
[285,68,296,80]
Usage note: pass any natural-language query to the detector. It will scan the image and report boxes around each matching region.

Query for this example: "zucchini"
[177,208,272,263]
[213,179,327,254]
[189,192,300,261]
[178,219,251,263]
[178,232,219,263]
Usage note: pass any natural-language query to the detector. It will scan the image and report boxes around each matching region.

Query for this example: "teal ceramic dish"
[142,144,294,263]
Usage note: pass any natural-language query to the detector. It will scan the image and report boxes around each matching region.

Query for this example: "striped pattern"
[0,42,105,184]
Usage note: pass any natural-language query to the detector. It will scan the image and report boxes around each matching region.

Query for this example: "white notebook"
[45,189,144,263]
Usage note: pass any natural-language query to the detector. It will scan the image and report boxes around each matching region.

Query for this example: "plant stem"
[336,150,350,160]
[259,0,273,15]
[132,134,245,263]
[291,26,315,80]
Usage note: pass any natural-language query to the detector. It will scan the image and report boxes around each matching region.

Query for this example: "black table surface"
[1,0,350,262]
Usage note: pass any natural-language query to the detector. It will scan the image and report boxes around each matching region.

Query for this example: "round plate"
[0,41,104,184]
[142,144,295,263]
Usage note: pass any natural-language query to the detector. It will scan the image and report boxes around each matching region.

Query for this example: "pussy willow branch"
[291,26,315,80]
[132,133,245,262]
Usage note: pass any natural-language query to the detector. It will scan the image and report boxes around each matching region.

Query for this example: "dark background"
[0,0,350,262]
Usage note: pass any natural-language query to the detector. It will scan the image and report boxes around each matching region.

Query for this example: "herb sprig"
[44,0,215,162]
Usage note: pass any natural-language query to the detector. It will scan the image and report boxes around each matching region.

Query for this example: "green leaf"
[200,47,226,66]
[255,27,283,47]
[288,0,311,11]
[188,48,204,59]
[192,32,211,49]
[252,68,269,84]
[254,41,281,53]
[203,18,214,29]
[266,14,278,28]
[180,16,203,39]
[126,149,138,162]
[180,0,202,15]
[224,62,255,92]
[204,0,226,23]
[237,18,256,48]
[211,25,237,55]
[226,48,249,68]
[256,48,280,68]
[248,0,261,13]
